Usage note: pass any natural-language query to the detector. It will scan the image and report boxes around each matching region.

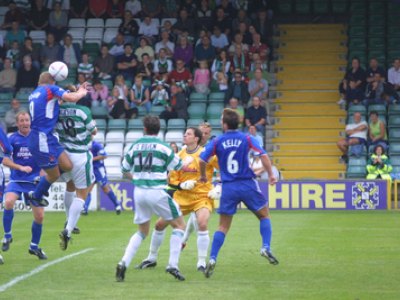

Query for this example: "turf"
[0,210,399,300]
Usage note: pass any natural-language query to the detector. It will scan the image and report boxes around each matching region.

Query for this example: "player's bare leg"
[195,208,211,271]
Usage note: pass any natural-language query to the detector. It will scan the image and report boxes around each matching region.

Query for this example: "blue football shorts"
[94,166,108,187]
[28,130,64,169]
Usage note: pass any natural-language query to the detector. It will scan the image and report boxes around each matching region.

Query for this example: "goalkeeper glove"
[179,180,197,190]
[208,185,221,200]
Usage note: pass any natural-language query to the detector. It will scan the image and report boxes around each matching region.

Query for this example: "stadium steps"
[270,24,347,180]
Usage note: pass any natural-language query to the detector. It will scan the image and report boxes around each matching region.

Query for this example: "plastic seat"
[348,157,367,167]
[87,18,104,28]
[85,28,104,46]
[346,166,366,178]
[161,18,177,26]
[313,0,329,14]
[187,119,204,127]
[150,105,165,116]
[108,119,126,132]
[389,129,400,143]
[105,18,122,28]
[165,131,184,143]
[68,18,86,28]
[29,30,46,45]
[278,0,292,14]
[106,131,125,144]
[128,119,143,130]
[295,0,311,14]
[91,106,109,118]
[94,119,107,131]
[125,131,144,143]
[367,104,386,116]
[348,38,367,51]
[167,119,186,131]
[348,145,367,157]
[103,28,118,44]
[388,105,400,116]
[104,143,123,156]
[348,105,367,116]
[331,0,348,13]
[93,131,105,144]
[206,104,224,120]
[188,103,207,119]
[207,118,221,128]
[348,26,366,38]
[388,116,400,128]
[390,155,400,166]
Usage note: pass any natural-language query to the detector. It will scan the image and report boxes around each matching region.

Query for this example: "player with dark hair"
[199,108,279,278]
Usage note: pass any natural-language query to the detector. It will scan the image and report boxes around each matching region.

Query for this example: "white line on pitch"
[0,248,95,293]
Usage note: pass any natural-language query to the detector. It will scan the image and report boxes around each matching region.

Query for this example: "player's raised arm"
[62,82,90,103]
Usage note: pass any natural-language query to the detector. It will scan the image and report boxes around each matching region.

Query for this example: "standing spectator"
[159,84,188,121]
[138,16,159,42]
[0,58,17,93]
[366,58,386,83]
[118,10,139,45]
[48,2,68,42]
[129,75,151,115]
[168,59,193,93]
[1,2,23,29]
[125,0,142,17]
[88,0,107,18]
[19,37,40,70]
[116,43,138,81]
[134,37,154,62]
[78,52,94,80]
[227,97,244,128]
[211,26,229,53]
[29,0,49,31]
[245,96,267,133]
[40,32,61,68]
[248,68,268,101]
[173,35,194,68]
[107,86,129,119]
[338,57,367,106]
[141,0,163,18]
[388,58,400,95]
[366,145,392,181]
[153,48,173,81]
[136,53,154,86]
[106,0,124,18]
[194,35,216,65]
[173,9,196,38]
[4,99,24,133]
[90,79,109,108]
[59,33,81,69]
[224,71,250,106]
[368,111,387,149]
[94,44,115,80]
[193,60,211,94]
[337,112,368,161]
[5,21,25,47]
[108,33,125,57]
[16,55,39,91]
[70,0,88,18]
[155,30,175,59]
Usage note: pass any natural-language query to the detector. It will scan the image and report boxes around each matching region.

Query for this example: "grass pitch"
[0,210,399,300]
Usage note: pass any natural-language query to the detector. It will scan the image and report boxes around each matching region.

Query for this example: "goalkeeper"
[137,127,219,272]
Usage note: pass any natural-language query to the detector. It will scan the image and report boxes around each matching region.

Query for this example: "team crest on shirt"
[351,182,380,209]
[49,155,55,162]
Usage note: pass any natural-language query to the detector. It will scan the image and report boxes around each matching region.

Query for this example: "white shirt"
[211,34,229,49]
[155,40,175,56]
[139,22,159,37]
[125,0,142,16]
[109,44,125,57]
[346,121,368,140]
[388,67,400,86]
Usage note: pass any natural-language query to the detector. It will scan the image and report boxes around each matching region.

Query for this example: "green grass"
[0,210,399,300]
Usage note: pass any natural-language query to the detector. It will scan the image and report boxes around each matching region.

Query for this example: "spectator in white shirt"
[388,58,400,93]
[210,25,229,53]
[109,33,125,57]
[139,16,158,42]
[155,30,175,59]
[125,0,142,17]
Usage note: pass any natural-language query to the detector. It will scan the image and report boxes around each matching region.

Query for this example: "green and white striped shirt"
[122,136,183,189]
[56,104,96,153]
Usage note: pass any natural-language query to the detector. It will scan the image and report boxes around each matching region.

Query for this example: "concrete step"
[273,117,344,129]
[277,163,345,171]
[277,65,345,73]
[272,143,340,153]
[274,90,338,102]
[279,170,345,180]
[272,156,341,165]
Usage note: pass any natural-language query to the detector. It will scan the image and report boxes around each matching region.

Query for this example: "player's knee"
[155,221,167,231]
[4,199,15,210]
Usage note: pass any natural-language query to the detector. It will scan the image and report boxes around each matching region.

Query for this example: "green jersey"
[56,103,96,153]
[122,135,183,189]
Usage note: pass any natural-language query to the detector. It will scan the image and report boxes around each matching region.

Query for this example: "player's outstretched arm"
[62,82,90,103]
[260,154,277,185]
[199,159,208,183]
[2,157,32,173]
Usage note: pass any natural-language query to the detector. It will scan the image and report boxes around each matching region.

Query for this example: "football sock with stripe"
[168,229,184,269]
[147,229,166,262]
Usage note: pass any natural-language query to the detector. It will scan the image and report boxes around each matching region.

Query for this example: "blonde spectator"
[114,75,129,101]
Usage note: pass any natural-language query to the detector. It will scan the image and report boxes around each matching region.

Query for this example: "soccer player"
[116,115,186,282]
[0,126,13,264]
[82,140,121,215]
[2,111,47,260]
[55,100,96,250]
[25,72,89,206]
[199,108,279,278]
[137,127,219,271]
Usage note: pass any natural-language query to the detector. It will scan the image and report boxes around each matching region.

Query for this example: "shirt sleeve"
[50,84,67,98]
[0,128,12,163]
[166,151,183,171]
[247,135,266,156]
[200,139,217,163]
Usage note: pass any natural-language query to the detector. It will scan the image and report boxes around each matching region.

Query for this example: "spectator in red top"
[88,0,107,18]
[107,0,124,19]
[168,59,193,94]
[249,33,269,63]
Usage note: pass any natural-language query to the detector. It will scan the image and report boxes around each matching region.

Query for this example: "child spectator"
[6,40,20,68]
[151,79,169,106]
[114,74,129,101]
[90,79,109,108]
[193,60,210,94]
[78,52,94,80]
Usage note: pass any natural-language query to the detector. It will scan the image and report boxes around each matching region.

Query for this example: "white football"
[48,61,68,82]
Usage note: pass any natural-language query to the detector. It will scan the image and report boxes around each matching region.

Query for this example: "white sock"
[197,230,209,268]
[147,229,166,262]
[66,198,84,236]
[182,212,198,243]
[168,229,184,269]
[64,191,75,218]
[121,232,145,267]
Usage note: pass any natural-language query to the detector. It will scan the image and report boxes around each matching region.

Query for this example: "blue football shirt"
[91,141,107,169]
[0,127,12,164]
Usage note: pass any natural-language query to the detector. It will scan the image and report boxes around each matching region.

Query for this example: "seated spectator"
[1,2,23,30]
[155,30,175,59]
[237,21,253,46]
[215,71,228,92]
[94,44,115,80]
[114,74,129,101]
[107,0,124,18]
[90,79,109,108]
[29,0,49,31]
[180,0,197,18]
[213,7,231,37]
[170,141,179,153]
[245,96,267,133]
[70,0,88,18]
[129,75,151,115]
[346,79,365,107]
[168,59,193,94]
[249,33,269,63]
[107,86,130,119]
[134,36,154,62]
[338,57,367,106]
[232,9,252,33]
[228,32,249,58]
[118,10,139,45]
[194,35,216,65]
[19,37,40,70]
[366,145,392,181]
[337,112,368,161]
[125,0,142,17]
[46,0,69,10]
[248,68,269,103]
[365,73,399,106]
[88,0,107,18]
[160,20,177,43]
[211,49,231,79]
[0,58,16,93]
[138,15,158,43]
[249,53,268,73]
[151,80,169,106]
[59,33,81,69]
[248,124,263,147]
[5,21,25,47]
[142,0,162,18]
[6,40,20,68]
[173,35,193,69]
[116,43,138,81]
[366,57,386,83]
[388,58,400,95]
[227,97,244,128]
[211,26,229,53]
[48,2,68,42]
[109,33,126,57]
[368,111,387,148]
[76,72,91,107]
[136,53,154,86]
[16,55,39,91]
[153,48,173,81]
[159,84,188,121]
[252,9,274,46]
[173,8,196,38]
[193,60,211,94]
[224,70,250,106]
[250,153,282,181]
[162,0,178,18]
[230,44,250,75]
[196,0,212,31]
[40,32,61,68]
[14,0,31,16]
[78,52,94,80]
[4,98,24,133]
[216,0,235,21]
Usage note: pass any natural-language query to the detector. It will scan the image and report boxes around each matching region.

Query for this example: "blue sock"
[84,194,91,212]
[260,218,272,250]
[107,190,119,207]
[34,176,52,199]
[30,221,42,250]
[3,209,14,239]
[210,231,225,261]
